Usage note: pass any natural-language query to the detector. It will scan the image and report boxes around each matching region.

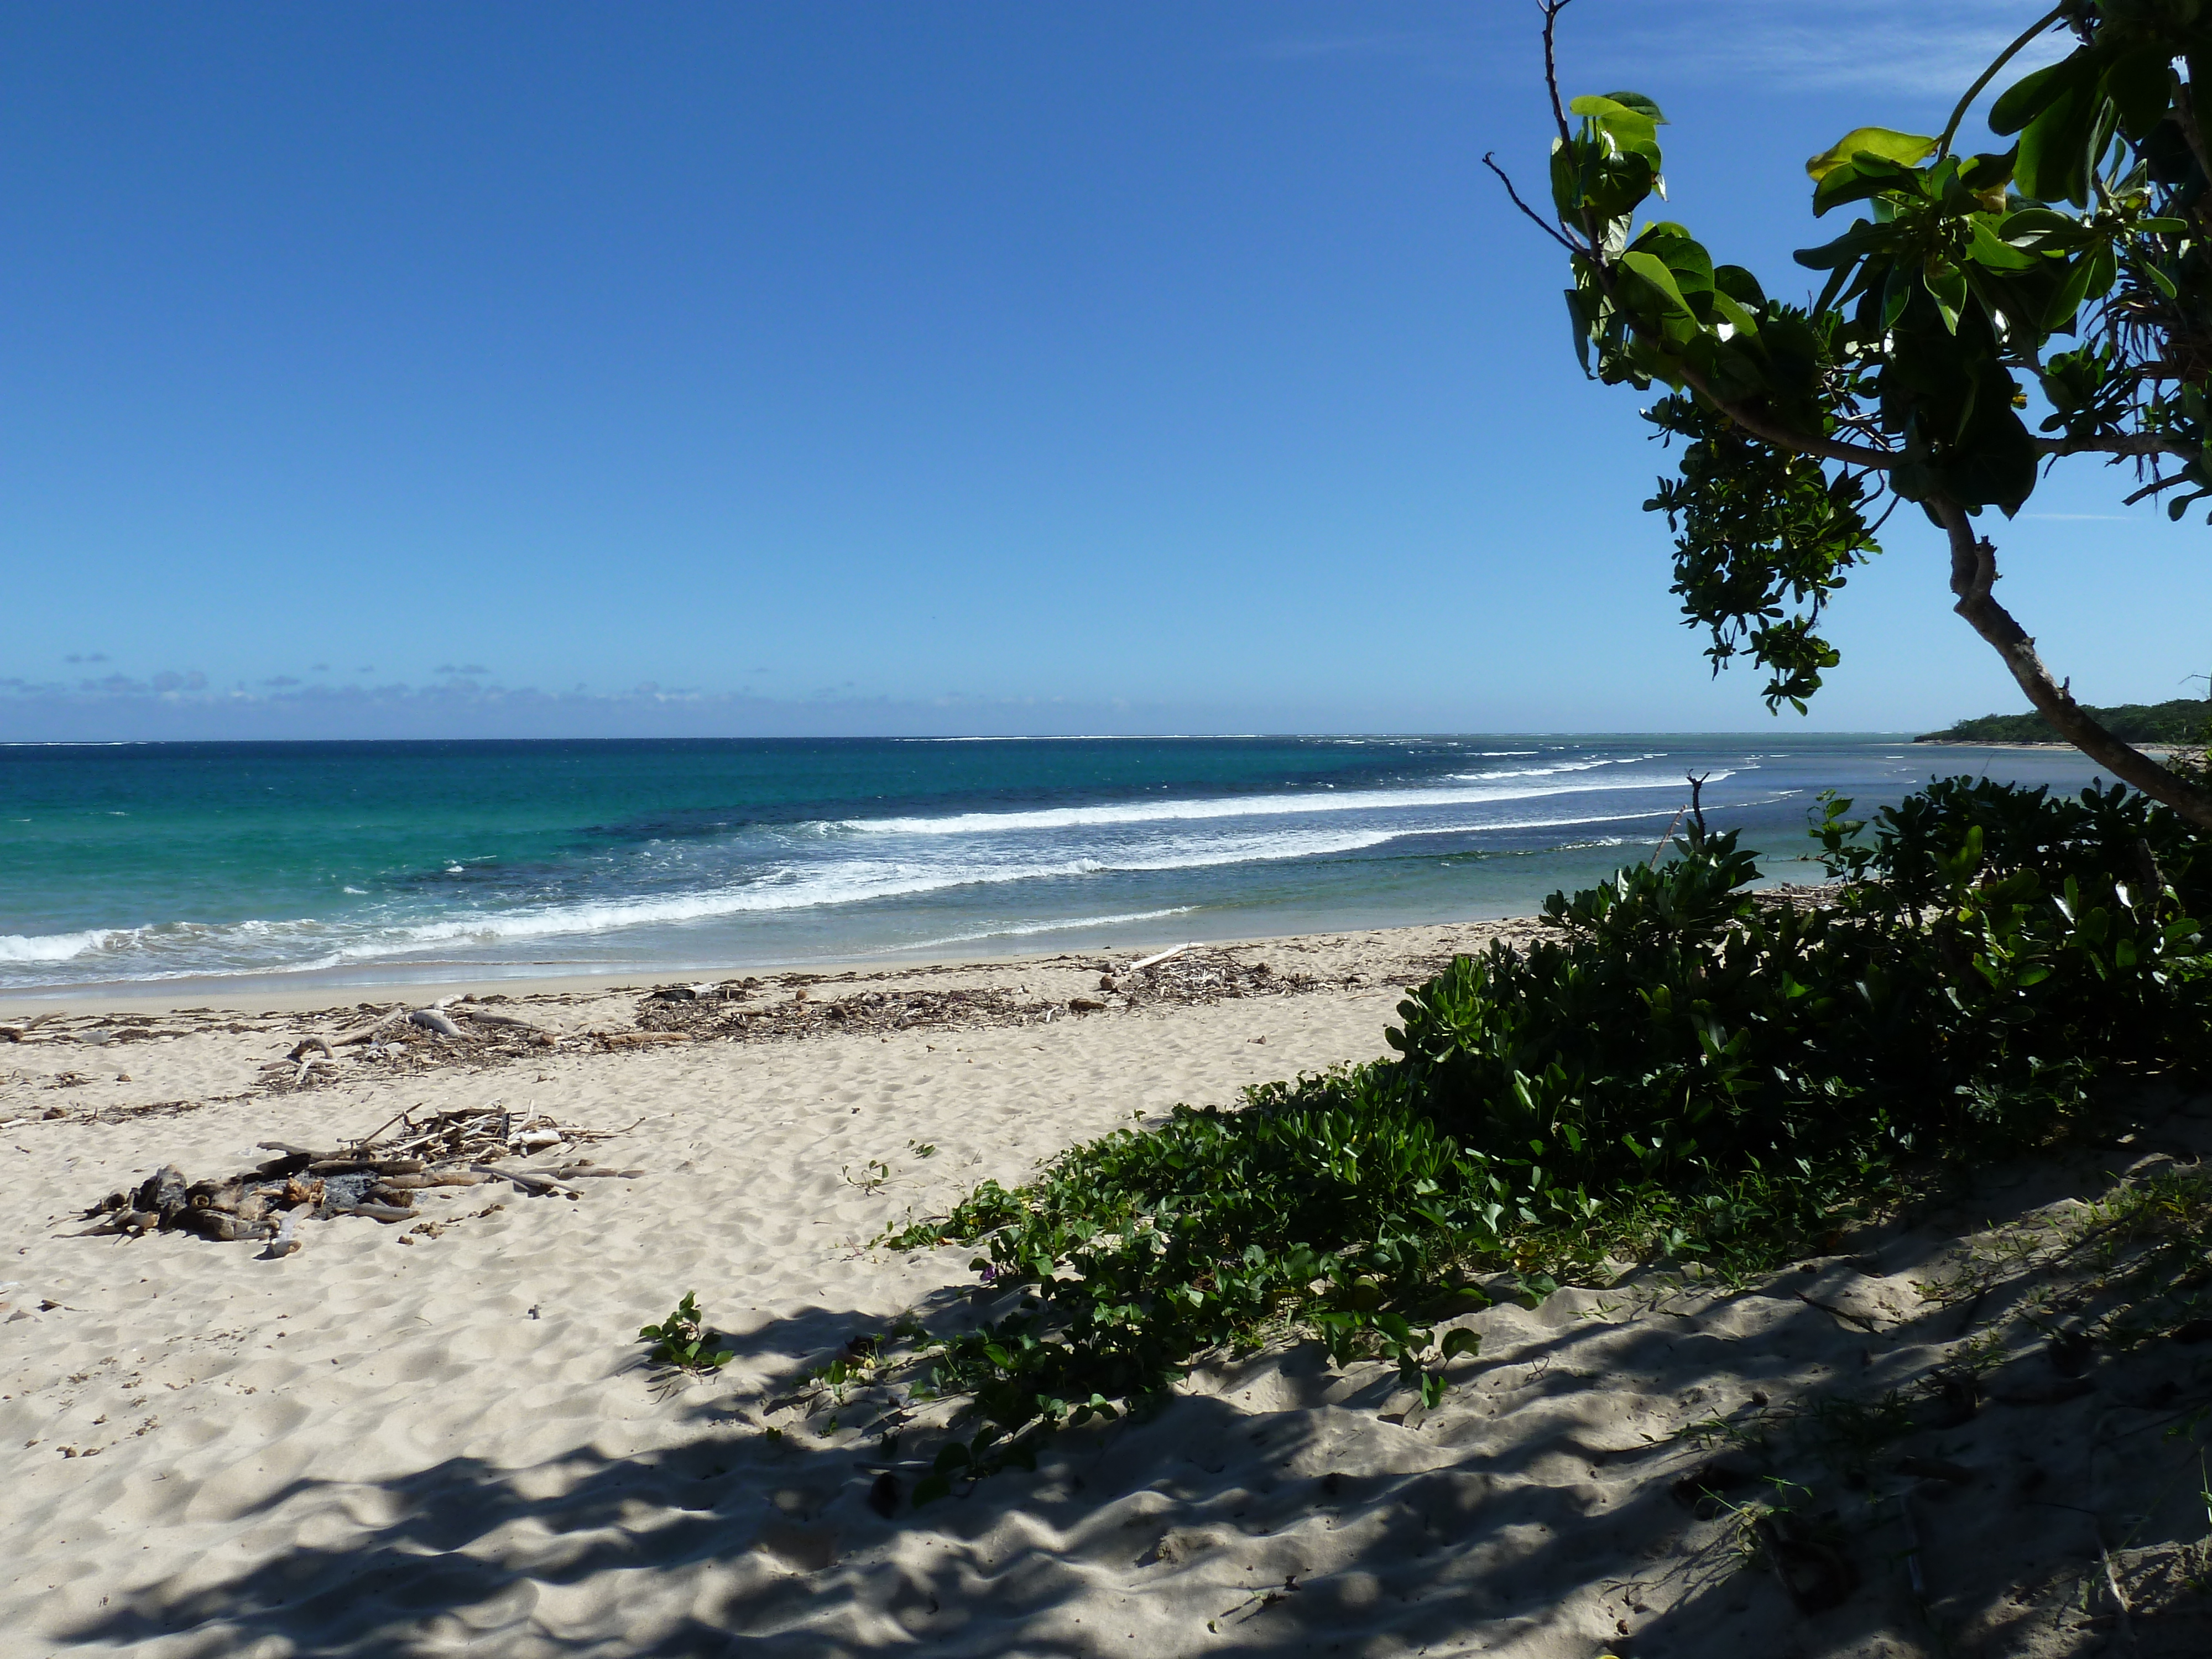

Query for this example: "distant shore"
[1914,738,2182,756]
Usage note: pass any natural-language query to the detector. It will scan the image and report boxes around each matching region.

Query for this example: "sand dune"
[4,925,2209,1657]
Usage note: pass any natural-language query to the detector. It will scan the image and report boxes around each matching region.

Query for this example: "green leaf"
[1805,127,1935,181]
[2040,253,2100,331]
[2016,82,2096,205]
[1568,95,1661,165]
[1618,249,1693,317]
[1712,263,1767,307]
[1595,90,1666,123]
[1793,219,1899,271]
[1439,1328,1482,1361]
[1564,288,1593,374]
[1966,218,2038,272]
[1708,291,1761,336]
[1989,56,2081,137]
[1812,155,1926,217]
[2104,44,2176,142]
[1881,260,1913,328]
[1629,224,1715,294]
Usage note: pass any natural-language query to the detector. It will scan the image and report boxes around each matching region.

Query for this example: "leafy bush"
[1387,778,2210,1195]
[875,779,2209,1499]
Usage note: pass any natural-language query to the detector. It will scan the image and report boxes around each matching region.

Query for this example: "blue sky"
[3,1,2202,739]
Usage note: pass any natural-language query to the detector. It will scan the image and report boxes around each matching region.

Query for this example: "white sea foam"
[0,794,1713,982]
[0,927,128,964]
[838,770,1706,837]
[889,907,1198,953]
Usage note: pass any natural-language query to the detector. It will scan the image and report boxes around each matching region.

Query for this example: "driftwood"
[1128,942,1197,974]
[329,1200,414,1223]
[331,1008,408,1046]
[307,1156,426,1175]
[526,1164,643,1180]
[75,1105,635,1250]
[478,1164,578,1197]
[287,1036,335,1063]
[457,1008,541,1032]
[371,1170,495,1191]
[600,1030,692,1047]
[408,1008,466,1039]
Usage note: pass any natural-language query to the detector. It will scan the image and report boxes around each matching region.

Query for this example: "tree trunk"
[1936,499,2212,832]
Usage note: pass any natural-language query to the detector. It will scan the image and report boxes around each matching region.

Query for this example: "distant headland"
[1917,696,2211,744]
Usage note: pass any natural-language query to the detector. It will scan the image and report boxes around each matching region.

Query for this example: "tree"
[1494,0,2212,828]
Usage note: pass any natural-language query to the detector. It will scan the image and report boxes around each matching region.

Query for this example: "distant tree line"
[1919,696,2211,743]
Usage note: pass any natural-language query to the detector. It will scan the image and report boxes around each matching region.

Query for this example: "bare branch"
[1934,6,2067,162]
[1674,368,1896,470]
[1482,154,1584,254]
[2034,431,2199,460]
[1540,1,1575,148]
[1934,497,2212,830]
[2123,472,2187,505]
[2171,66,2212,199]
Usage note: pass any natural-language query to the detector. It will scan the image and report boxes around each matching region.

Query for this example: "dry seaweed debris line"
[255,995,562,1089]
[1097,946,1318,1007]
[630,950,1326,1042]
[633,982,1061,1041]
[68,1104,642,1254]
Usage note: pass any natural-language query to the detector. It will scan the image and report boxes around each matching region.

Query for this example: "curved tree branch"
[1934,5,2067,162]
[1541,1,1576,148]
[1671,366,1897,469]
[1934,497,2212,831]
[1482,154,1585,255]
[2033,431,2199,459]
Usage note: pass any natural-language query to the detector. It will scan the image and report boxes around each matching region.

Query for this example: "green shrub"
[1386,778,2210,1195]
[874,779,2210,1500]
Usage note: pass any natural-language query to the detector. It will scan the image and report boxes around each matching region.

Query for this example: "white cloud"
[1583,1,2073,101]
[1256,4,2078,112]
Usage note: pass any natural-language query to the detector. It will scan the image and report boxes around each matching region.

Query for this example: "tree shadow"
[54,1108,2212,1657]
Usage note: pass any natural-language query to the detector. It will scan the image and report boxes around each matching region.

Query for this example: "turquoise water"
[0,735,2120,995]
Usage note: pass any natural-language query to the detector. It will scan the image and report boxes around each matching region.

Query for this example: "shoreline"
[0,917,1541,1022]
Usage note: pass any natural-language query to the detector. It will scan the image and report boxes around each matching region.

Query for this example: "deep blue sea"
[0,735,2122,996]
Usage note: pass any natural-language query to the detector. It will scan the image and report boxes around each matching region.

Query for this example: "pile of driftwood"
[72,1104,639,1254]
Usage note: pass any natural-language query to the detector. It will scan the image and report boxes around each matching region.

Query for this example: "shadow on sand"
[57,1130,2212,1658]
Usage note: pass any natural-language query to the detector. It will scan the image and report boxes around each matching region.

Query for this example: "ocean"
[0,734,2122,997]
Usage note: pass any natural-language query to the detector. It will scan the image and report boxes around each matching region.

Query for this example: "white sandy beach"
[4,922,2209,1658]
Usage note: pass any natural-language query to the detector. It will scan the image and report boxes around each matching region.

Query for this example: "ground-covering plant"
[638,1292,733,1375]
[868,779,2208,1499]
